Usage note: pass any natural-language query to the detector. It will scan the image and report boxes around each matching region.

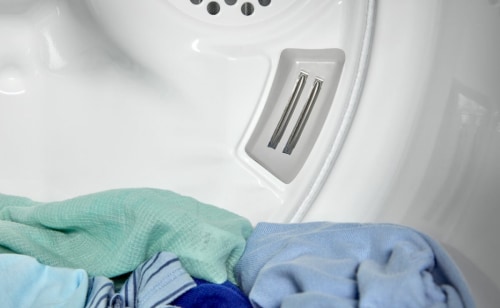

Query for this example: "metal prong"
[283,77,323,155]
[268,71,308,149]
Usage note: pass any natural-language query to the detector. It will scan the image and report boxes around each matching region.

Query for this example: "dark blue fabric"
[171,278,252,308]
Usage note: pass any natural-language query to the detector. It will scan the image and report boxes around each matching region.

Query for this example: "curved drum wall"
[0,0,373,223]
[305,0,500,306]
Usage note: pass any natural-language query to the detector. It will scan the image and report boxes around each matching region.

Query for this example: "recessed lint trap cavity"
[246,49,345,183]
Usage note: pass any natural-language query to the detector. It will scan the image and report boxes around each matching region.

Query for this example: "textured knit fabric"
[0,254,88,308]
[171,278,252,308]
[0,188,253,283]
[85,252,195,308]
[235,222,475,308]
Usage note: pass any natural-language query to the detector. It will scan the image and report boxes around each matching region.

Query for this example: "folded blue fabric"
[235,222,475,308]
[171,278,252,308]
[0,254,88,308]
[85,252,196,308]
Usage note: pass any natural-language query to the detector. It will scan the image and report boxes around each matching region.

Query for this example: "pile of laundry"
[0,188,475,307]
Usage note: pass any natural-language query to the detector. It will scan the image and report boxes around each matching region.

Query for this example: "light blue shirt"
[236,222,475,308]
[0,254,88,308]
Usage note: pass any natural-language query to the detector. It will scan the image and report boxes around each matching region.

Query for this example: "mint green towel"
[0,188,253,283]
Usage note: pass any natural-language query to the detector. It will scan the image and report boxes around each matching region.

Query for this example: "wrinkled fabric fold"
[0,188,253,283]
[172,278,252,308]
[235,222,475,308]
[0,254,88,308]
[85,252,196,308]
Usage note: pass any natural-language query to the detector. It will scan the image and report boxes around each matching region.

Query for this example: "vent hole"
[190,0,203,4]
[258,0,271,6]
[241,2,254,16]
[207,1,221,15]
[225,0,237,5]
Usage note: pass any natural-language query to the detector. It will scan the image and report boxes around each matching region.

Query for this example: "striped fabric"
[86,252,196,308]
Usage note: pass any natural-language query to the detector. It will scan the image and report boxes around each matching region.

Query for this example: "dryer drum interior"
[0,0,499,306]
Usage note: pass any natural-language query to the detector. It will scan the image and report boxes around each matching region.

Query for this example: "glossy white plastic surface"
[0,0,373,224]
[246,48,346,183]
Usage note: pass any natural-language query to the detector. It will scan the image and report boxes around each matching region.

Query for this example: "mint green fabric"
[0,188,253,283]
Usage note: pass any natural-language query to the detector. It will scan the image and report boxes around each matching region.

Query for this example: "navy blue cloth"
[85,252,196,308]
[171,278,252,308]
[235,222,475,308]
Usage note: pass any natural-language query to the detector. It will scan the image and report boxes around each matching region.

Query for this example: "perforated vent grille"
[189,0,271,16]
